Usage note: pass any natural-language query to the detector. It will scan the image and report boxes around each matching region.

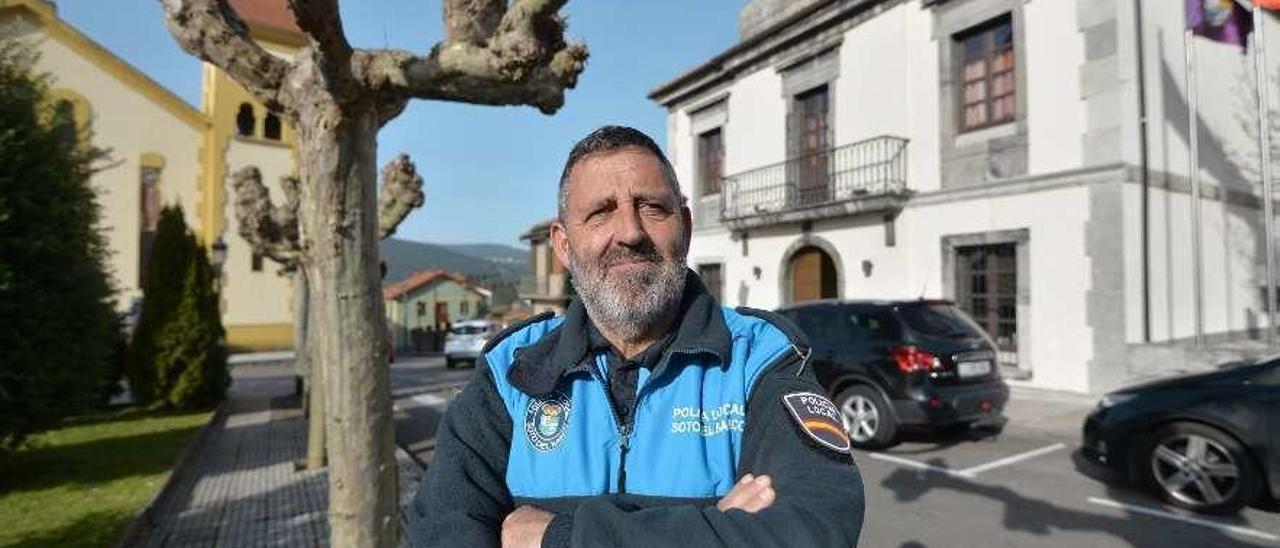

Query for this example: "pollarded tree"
[157,2,587,546]
[230,156,424,471]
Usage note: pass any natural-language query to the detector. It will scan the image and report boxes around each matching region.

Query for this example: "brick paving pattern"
[138,363,422,547]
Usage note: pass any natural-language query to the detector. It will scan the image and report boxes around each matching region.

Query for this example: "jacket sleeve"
[406,360,514,548]
[543,352,865,548]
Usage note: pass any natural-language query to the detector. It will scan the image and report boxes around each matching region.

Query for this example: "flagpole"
[1185,29,1205,348]
[1256,3,1277,345]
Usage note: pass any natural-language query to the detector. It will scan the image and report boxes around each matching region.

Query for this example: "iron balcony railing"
[720,135,908,222]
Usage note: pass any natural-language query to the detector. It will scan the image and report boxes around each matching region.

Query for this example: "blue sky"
[53,0,746,247]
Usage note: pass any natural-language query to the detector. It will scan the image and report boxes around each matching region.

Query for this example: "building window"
[955,243,1017,352]
[698,263,723,303]
[697,128,723,196]
[416,302,426,317]
[138,166,162,287]
[789,85,831,206]
[53,100,78,145]
[251,252,263,272]
[956,16,1015,132]
[236,103,256,137]
[460,300,470,316]
[263,112,282,140]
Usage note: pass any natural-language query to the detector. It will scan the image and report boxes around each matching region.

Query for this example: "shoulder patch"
[483,311,556,354]
[781,391,851,454]
[734,307,810,348]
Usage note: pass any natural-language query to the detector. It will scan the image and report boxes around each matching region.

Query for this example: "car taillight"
[890,346,941,373]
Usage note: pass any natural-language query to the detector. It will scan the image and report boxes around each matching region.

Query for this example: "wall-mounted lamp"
[861,259,873,278]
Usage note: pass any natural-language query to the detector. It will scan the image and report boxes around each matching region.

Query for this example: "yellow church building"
[0,0,302,351]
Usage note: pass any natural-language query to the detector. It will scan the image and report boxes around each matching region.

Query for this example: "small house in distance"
[384,270,491,354]
[519,219,571,315]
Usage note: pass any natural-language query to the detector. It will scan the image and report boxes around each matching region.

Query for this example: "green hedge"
[0,41,120,450]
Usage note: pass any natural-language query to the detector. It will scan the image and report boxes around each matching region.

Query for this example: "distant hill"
[379,238,529,307]
[441,243,528,267]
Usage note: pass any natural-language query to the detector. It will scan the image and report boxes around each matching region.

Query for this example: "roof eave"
[649,0,890,109]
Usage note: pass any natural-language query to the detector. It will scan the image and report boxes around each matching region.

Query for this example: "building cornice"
[648,0,896,109]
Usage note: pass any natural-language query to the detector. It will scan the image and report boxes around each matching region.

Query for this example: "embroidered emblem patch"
[525,392,572,452]
[782,392,851,454]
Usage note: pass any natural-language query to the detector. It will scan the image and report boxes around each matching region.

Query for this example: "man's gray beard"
[567,247,687,342]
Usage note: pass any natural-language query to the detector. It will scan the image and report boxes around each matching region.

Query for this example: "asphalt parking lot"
[853,417,1280,548]
[391,359,1278,547]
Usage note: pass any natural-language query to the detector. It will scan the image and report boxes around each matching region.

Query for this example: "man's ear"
[550,220,571,271]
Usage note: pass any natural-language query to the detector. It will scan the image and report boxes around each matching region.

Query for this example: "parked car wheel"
[1143,422,1262,514]
[835,385,898,449]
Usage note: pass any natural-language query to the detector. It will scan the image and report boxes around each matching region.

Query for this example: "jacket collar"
[507,270,732,396]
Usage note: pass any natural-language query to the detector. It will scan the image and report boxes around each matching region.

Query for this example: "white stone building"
[651,0,1280,393]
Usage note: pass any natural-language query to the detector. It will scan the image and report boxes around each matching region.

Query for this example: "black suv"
[777,300,1010,449]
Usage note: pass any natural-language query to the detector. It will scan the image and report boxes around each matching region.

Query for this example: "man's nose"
[613,205,647,246]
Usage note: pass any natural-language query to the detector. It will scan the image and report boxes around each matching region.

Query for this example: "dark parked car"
[777,299,1009,449]
[1082,359,1280,514]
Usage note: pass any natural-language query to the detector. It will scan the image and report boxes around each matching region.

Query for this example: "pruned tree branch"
[159,0,293,110]
[351,0,588,114]
[443,0,504,45]
[287,0,357,100]
[230,166,301,268]
[377,154,425,239]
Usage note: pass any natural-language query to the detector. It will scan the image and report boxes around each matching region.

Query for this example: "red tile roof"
[227,0,301,34]
[382,270,485,301]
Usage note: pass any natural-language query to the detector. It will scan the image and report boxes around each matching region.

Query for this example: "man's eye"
[640,203,668,215]
[586,208,610,222]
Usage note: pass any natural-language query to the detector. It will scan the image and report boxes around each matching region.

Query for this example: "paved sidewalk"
[134,363,422,547]
[1004,384,1098,438]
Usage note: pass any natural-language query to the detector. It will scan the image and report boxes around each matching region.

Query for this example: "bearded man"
[408,126,865,548]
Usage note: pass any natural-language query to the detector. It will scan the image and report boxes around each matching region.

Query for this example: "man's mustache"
[601,243,662,268]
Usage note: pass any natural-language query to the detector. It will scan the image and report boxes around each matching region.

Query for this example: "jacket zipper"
[590,354,635,494]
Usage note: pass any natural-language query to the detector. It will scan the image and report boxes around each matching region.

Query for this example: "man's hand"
[502,505,554,548]
[717,474,775,513]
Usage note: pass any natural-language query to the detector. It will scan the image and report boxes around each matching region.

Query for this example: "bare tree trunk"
[298,105,398,547]
[297,269,327,470]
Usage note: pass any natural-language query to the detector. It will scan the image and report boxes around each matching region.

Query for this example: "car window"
[898,304,986,339]
[783,306,846,351]
[1256,363,1280,386]
[848,309,899,343]
[450,325,487,335]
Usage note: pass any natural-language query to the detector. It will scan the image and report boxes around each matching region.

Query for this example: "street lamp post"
[210,236,228,292]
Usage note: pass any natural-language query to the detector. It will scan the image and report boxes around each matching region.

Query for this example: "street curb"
[114,402,228,548]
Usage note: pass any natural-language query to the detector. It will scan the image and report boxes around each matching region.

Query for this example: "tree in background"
[159,1,587,544]
[230,156,423,470]
[127,205,228,409]
[0,40,119,450]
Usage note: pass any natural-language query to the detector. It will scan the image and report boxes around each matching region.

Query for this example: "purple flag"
[1186,0,1255,50]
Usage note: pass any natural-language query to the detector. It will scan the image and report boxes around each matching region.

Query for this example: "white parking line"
[957,443,1065,477]
[863,443,1066,479]
[865,452,975,479]
[394,392,451,411]
[1087,497,1279,543]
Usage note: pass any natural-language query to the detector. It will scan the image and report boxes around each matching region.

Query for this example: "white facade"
[654,0,1280,393]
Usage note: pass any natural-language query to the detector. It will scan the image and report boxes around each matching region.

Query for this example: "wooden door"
[791,247,837,303]
[434,302,450,331]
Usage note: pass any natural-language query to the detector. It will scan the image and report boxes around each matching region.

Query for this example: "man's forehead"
[566,148,672,200]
